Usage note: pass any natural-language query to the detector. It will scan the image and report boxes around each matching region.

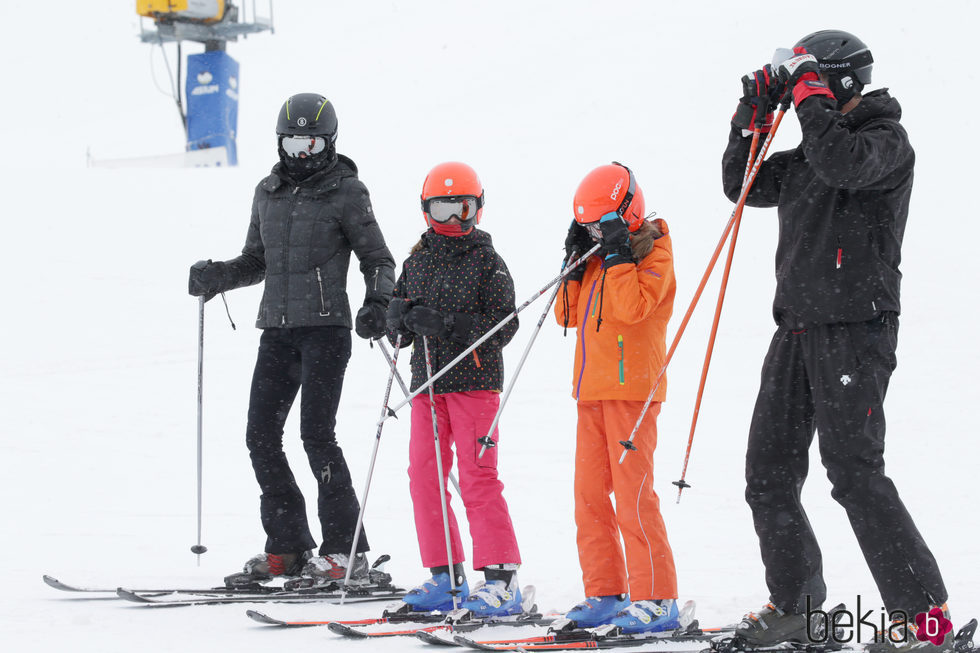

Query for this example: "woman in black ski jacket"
[188,94,395,587]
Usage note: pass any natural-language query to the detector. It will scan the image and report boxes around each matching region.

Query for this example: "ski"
[327,621,455,638]
[45,554,396,598]
[451,619,732,652]
[704,618,979,653]
[246,608,450,628]
[42,574,240,596]
[116,585,405,607]
[322,586,555,640]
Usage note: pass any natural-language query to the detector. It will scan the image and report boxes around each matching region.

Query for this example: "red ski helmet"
[573,162,646,232]
[420,161,485,232]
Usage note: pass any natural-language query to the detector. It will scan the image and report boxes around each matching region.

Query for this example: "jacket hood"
[842,89,902,128]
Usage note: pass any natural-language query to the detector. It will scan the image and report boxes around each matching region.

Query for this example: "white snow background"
[2,1,978,651]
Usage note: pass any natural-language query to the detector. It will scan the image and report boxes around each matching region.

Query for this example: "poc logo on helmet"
[610,179,623,201]
[840,76,854,89]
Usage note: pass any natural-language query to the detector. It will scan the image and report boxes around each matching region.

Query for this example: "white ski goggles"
[280,135,328,158]
[423,196,482,223]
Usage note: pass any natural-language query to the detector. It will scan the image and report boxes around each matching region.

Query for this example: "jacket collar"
[841,89,902,128]
[261,153,358,193]
[420,228,493,257]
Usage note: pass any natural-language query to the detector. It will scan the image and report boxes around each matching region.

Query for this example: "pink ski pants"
[409,390,521,570]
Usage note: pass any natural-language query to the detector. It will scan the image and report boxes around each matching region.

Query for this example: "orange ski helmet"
[573,162,646,232]
[421,161,485,231]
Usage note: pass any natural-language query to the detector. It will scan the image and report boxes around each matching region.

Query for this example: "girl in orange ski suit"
[554,217,677,603]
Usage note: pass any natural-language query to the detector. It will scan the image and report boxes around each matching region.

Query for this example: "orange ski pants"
[574,400,677,601]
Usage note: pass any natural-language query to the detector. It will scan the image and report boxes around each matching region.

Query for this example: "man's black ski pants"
[745,312,946,616]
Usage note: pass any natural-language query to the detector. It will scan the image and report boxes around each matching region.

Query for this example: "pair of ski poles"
[612,88,795,502]
[339,244,600,603]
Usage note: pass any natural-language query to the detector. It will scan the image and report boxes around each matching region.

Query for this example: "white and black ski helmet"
[795,30,873,104]
[276,93,338,140]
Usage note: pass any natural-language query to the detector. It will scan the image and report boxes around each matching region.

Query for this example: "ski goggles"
[280,135,328,158]
[423,196,482,223]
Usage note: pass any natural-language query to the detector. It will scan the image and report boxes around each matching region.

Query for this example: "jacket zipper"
[575,279,599,399]
[618,335,625,385]
[372,268,380,292]
[316,267,330,316]
[280,188,301,325]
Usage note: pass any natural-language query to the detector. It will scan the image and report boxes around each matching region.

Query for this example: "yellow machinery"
[137,1,226,22]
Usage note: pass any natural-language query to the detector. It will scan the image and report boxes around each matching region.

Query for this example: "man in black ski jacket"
[721,32,949,651]
[188,94,395,587]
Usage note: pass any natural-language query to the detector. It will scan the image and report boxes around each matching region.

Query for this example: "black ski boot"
[734,602,809,646]
[223,551,311,587]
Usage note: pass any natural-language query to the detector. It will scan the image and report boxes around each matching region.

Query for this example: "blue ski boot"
[401,571,469,612]
[612,598,681,634]
[461,579,524,617]
[565,594,630,627]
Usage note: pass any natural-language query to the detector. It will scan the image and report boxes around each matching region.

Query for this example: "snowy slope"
[2,1,978,651]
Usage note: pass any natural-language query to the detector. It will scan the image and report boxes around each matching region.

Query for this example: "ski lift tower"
[137,1,274,166]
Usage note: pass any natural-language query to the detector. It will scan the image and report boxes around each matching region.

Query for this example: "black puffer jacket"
[388,229,518,394]
[722,90,913,328]
[213,155,395,329]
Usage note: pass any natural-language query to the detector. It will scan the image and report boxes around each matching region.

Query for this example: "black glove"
[403,305,452,337]
[355,300,387,339]
[732,65,783,133]
[188,259,223,302]
[598,215,633,267]
[386,297,414,332]
[563,221,592,282]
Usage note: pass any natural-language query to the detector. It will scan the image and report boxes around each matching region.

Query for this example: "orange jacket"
[554,220,676,402]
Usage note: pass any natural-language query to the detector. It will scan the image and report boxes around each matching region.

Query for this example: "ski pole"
[478,254,573,459]
[422,336,461,610]
[382,243,601,422]
[617,93,792,466]
[340,333,404,602]
[673,94,792,500]
[374,338,462,497]
[190,296,208,560]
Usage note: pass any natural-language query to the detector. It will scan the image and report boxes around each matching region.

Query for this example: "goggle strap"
[611,161,636,219]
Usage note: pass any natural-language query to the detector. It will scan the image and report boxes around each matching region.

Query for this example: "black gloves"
[355,300,387,339]
[386,297,413,332]
[563,221,592,282]
[403,305,452,337]
[733,64,783,133]
[188,259,224,301]
[395,303,473,343]
[598,215,633,268]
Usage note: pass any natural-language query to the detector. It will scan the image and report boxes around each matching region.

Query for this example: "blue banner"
[185,51,239,166]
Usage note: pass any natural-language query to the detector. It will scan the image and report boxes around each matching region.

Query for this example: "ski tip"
[116,588,152,603]
[246,609,285,626]
[43,575,69,591]
[327,622,365,638]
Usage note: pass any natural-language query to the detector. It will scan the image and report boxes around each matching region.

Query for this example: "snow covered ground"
[2,1,978,651]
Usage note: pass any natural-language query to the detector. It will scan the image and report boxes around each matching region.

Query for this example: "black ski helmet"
[795,30,873,107]
[276,93,338,140]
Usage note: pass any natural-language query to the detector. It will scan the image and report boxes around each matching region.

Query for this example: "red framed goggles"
[422,195,483,223]
[280,135,328,158]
